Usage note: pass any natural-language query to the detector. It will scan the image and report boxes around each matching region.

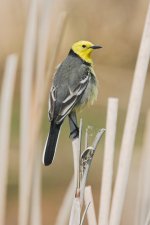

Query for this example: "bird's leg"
[68,112,79,139]
[69,126,79,139]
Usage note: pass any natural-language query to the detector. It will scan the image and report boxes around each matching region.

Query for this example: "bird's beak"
[90,45,102,49]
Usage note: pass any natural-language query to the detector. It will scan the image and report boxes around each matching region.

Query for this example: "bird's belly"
[77,77,98,109]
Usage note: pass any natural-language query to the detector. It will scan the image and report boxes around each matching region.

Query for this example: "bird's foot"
[69,127,79,139]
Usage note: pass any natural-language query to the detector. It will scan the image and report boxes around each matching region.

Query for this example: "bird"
[43,40,102,166]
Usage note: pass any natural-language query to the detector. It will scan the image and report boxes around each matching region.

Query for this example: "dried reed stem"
[34,0,54,104]
[69,126,105,225]
[109,2,150,225]
[44,12,68,100]
[19,10,67,225]
[55,177,74,225]
[84,186,97,225]
[98,98,118,225]
[30,151,42,225]
[19,0,38,224]
[144,209,150,225]
[26,11,67,224]
[72,120,82,192]
[69,121,82,225]
[69,198,81,225]
[80,128,105,205]
[134,110,150,225]
[26,2,53,221]
[80,202,91,225]
[0,55,18,225]
[72,138,81,191]
[29,12,68,169]
[84,128,88,150]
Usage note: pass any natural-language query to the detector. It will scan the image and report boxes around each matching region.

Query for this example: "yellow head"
[71,40,102,64]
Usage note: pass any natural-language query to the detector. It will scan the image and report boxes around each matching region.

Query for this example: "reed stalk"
[0,55,18,225]
[109,2,150,225]
[19,0,38,224]
[30,151,42,225]
[84,186,97,225]
[69,124,105,225]
[134,110,150,225]
[55,178,74,225]
[98,98,118,225]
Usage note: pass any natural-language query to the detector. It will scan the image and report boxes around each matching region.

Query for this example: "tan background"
[0,0,150,224]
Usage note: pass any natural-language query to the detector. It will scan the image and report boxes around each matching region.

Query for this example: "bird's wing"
[48,85,56,121]
[48,64,90,124]
[56,74,89,123]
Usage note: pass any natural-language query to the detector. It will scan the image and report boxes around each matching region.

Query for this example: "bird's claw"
[69,127,79,139]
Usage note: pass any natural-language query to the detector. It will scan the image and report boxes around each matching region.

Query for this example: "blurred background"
[0,0,150,224]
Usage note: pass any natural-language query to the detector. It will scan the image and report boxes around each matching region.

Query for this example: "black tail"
[43,121,61,166]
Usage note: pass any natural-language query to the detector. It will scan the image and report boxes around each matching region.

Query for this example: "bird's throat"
[70,49,93,65]
[78,51,93,64]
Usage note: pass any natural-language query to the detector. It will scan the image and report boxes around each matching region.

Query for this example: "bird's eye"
[82,44,86,48]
